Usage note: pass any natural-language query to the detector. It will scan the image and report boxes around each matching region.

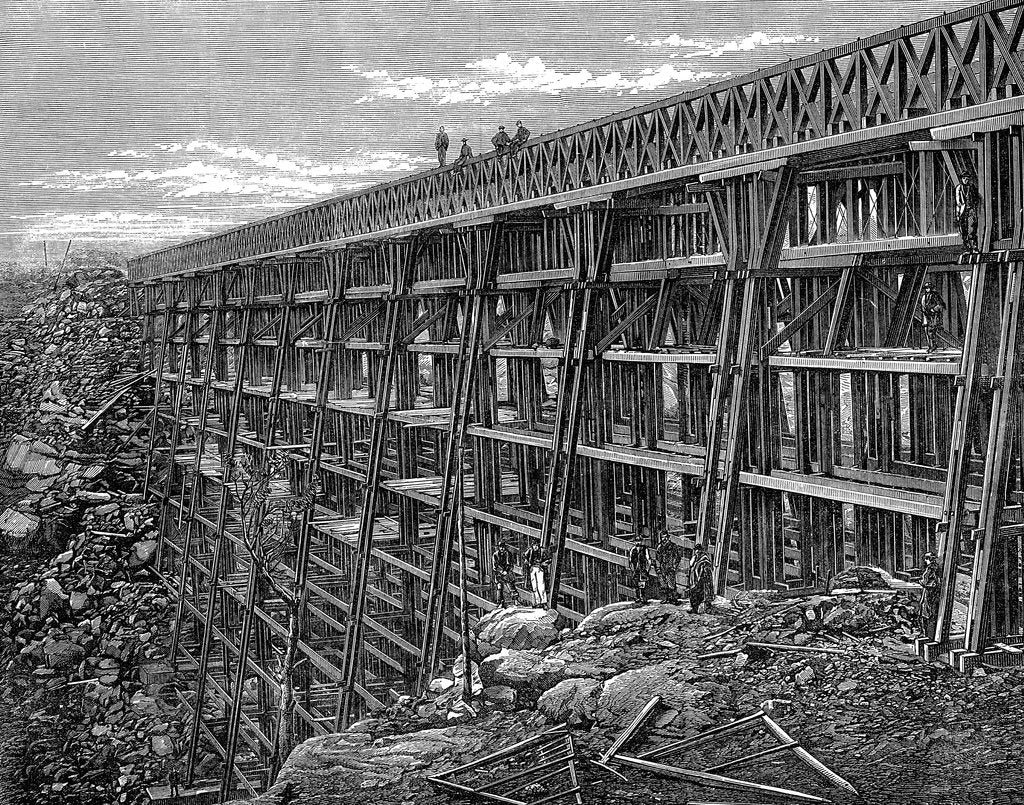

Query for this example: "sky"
[0,0,981,268]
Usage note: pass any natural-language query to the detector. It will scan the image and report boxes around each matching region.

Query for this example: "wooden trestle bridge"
[130,0,1024,796]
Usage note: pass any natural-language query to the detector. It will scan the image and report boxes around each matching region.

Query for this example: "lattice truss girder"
[130,1,1024,279]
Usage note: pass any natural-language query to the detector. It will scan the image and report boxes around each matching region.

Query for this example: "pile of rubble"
[5,494,185,805]
[242,586,1024,805]
[0,254,149,556]
[0,253,141,450]
[0,251,184,804]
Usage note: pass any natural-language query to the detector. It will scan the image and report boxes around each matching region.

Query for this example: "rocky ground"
[0,254,187,804]
[238,588,1022,805]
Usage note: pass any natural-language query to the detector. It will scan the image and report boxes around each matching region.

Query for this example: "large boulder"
[476,606,560,657]
[593,661,711,729]
[829,565,898,592]
[577,600,685,634]
[129,539,158,568]
[39,577,68,619]
[3,436,60,476]
[42,638,85,672]
[0,509,40,543]
[259,721,532,803]
[538,677,602,726]
[479,649,568,692]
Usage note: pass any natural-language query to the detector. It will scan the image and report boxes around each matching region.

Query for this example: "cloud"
[107,149,151,158]
[345,55,721,105]
[173,141,431,177]
[21,143,427,205]
[3,211,251,244]
[626,30,821,58]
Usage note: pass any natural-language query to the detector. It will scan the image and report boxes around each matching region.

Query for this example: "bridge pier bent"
[129,0,1024,795]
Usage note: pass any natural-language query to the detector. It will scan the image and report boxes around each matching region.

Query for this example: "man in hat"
[956,170,980,252]
[688,542,714,614]
[510,120,531,154]
[492,539,519,607]
[453,138,473,172]
[539,337,561,404]
[920,281,946,352]
[492,125,512,155]
[434,126,450,167]
[655,530,683,604]
[524,536,550,608]
[628,530,654,605]
[919,551,941,634]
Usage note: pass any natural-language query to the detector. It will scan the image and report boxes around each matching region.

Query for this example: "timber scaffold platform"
[130,1,1024,797]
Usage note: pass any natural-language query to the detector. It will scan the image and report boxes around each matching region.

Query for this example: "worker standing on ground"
[492,539,519,607]
[163,745,183,799]
[628,530,654,605]
[920,281,946,353]
[688,542,714,614]
[510,120,531,155]
[956,170,980,252]
[453,138,473,173]
[654,530,683,604]
[918,551,941,634]
[492,125,512,155]
[524,536,550,608]
[434,126,450,167]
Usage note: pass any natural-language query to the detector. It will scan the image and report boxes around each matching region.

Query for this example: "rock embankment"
[0,253,183,805]
[242,589,1023,805]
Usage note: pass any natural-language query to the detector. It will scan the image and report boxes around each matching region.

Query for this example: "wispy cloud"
[20,143,431,204]
[624,31,821,58]
[164,141,431,177]
[346,54,722,104]
[107,149,152,158]
[3,211,250,243]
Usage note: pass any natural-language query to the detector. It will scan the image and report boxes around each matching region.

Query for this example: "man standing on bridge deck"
[655,530,683,604]
[956,169,980,252]
[435,126,450,167]
[920,281,946,353]
[688,542,714,614]
[628,530,655,605]
[524,536,550,608]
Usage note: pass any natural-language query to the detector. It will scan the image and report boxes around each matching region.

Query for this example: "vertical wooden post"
[418,221,503,693]
[185,267,256,783]
[337,238,418,726]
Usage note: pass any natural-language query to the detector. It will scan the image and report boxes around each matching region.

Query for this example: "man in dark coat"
[688,542,714,614]
[628,531,654,605]
[492,539,519,606]
[453,138,473,172]
[919,551,941,634]
[492,125,512,155]
[510,120,531,154]
[920,281,946,352]
[655,530,683,604]
[434,126,450,166]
